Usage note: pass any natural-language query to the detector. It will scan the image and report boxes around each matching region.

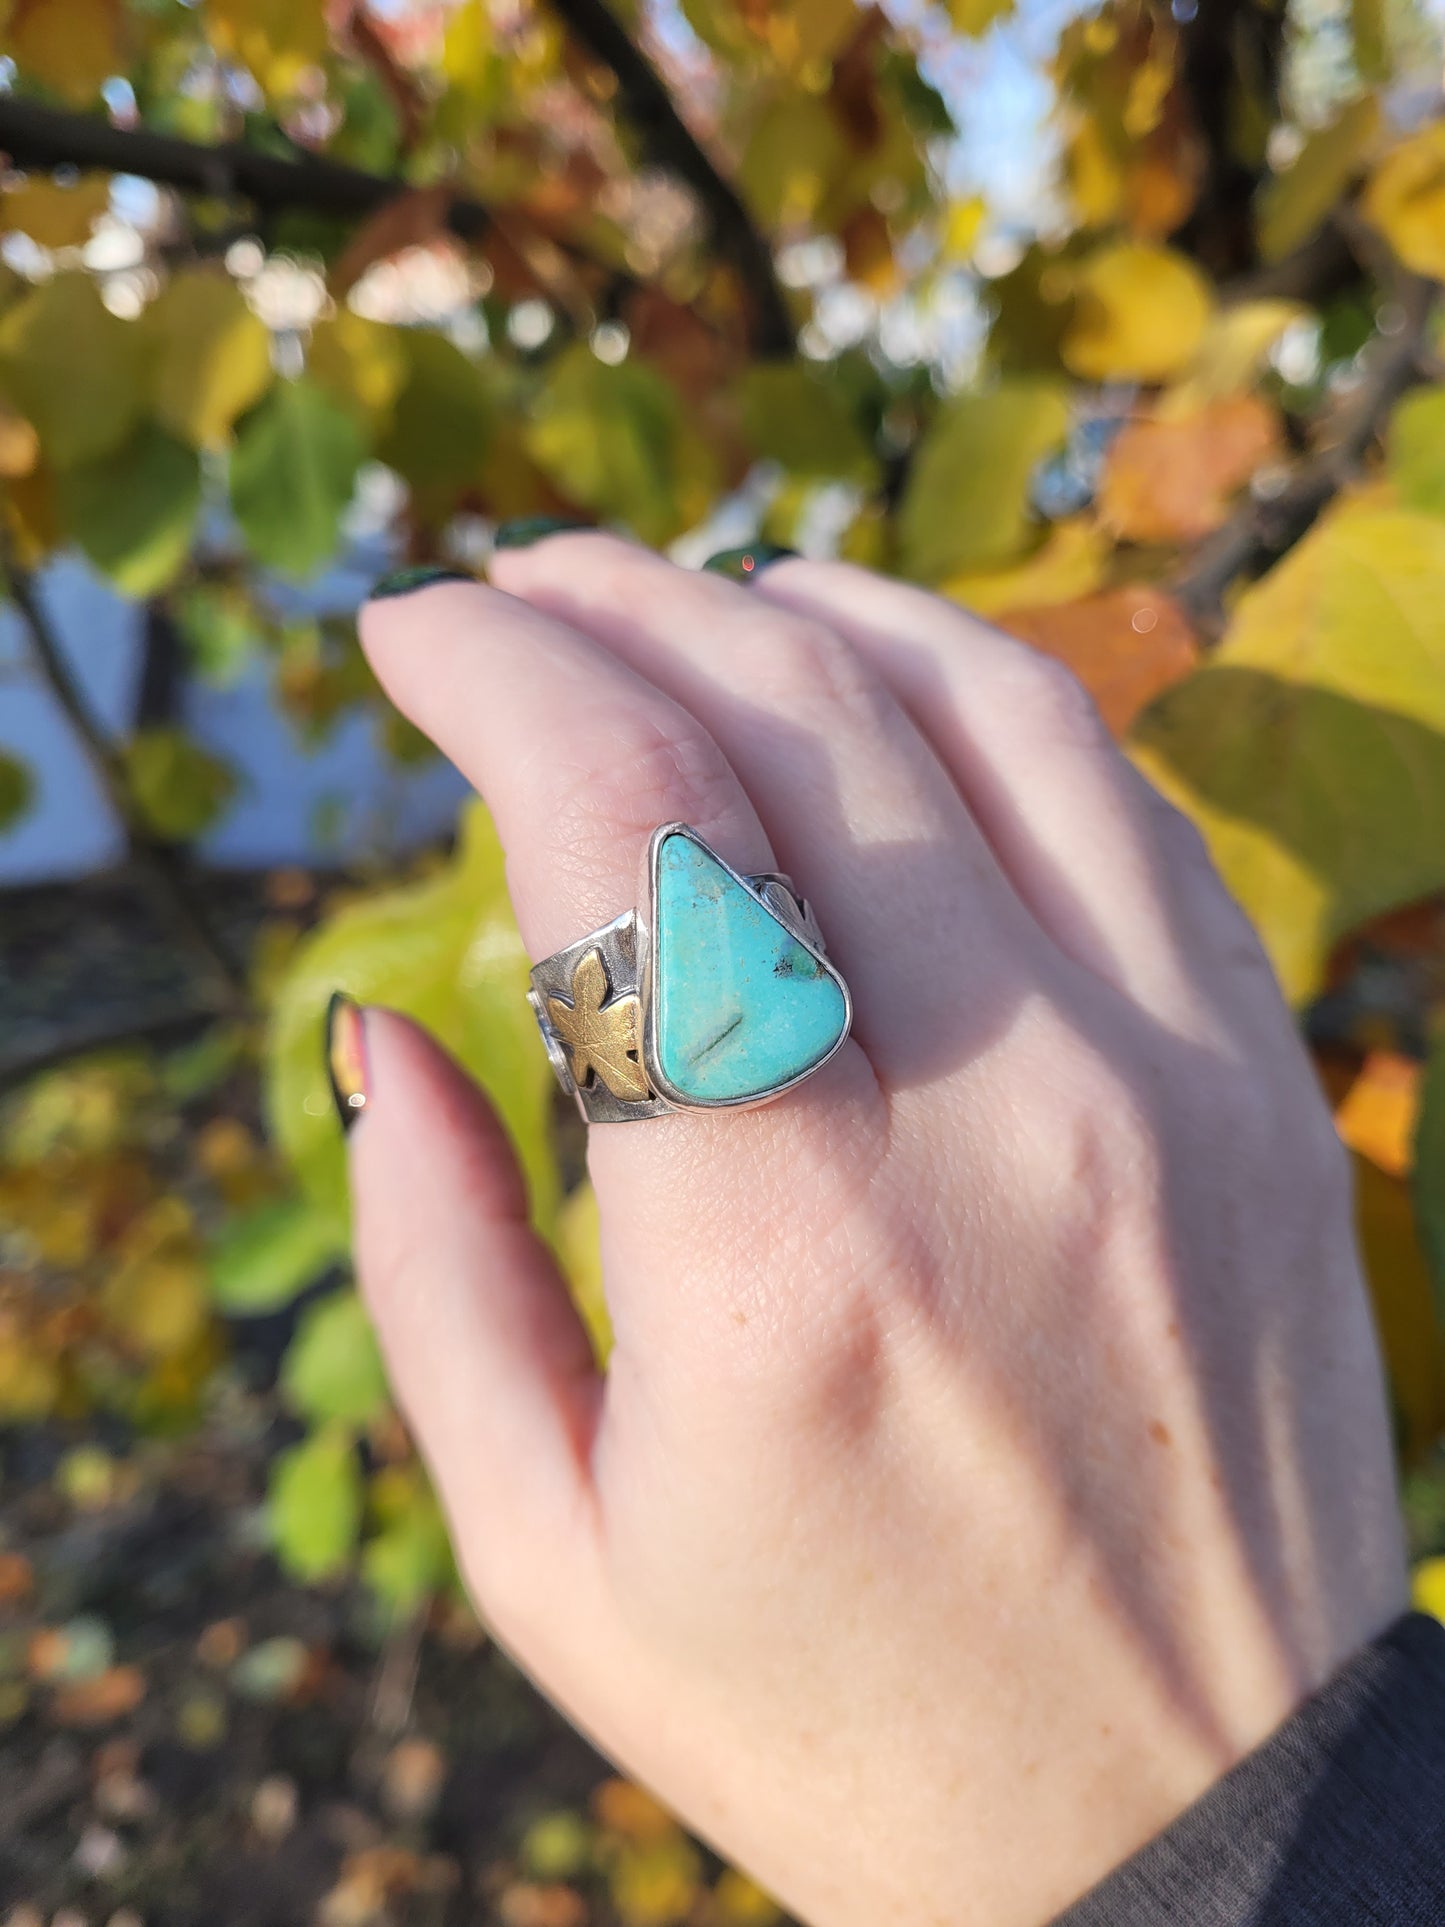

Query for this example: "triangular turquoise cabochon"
[651,830,849,1104]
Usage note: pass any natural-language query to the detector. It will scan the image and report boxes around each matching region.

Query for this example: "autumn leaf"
[1364,121,1445,281]
[1337,1052,1422,1180]
[1100,396,1282,545]
[546,949,650,1102]
[8,0,125,103]
[0,174,112,250]
[1062,242,1213,383]
[998,586,1198,738]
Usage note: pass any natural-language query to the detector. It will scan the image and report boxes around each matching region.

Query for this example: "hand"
[347,536,1405,1927]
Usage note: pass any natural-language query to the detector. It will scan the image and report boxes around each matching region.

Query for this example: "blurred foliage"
[3,0,1445,1910]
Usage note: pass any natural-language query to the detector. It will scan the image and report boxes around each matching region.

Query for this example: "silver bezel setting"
[527,822,852,1124]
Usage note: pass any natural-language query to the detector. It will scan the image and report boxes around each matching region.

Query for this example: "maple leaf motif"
[546,948,650,1102]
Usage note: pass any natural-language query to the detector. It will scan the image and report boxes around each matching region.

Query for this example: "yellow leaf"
[1351,0,1390,80]
[1163,299,1307,413]
[104,1256,210,1360]
[766,0,860,72]
[0,274,145,469]
[1259,99,1380,265]
[1364,121,1445,282]
[898,378,1070,582]
[309,308,406,431]
[206,0,328,94]
[1353,1153,1445,1459]
[8,0,124,103]
[739,93,849,228]
[1130,501,1445,1004]
[554,1182,611,1367]
[943,517,1107,616]
[1414,1556,1445,1623]
[941,196,986,262]
[147,268,273,450]
[1062,242,1213,383]
[0,404,39,479]
[1336,1052,1422,1180]
[950,0,1013,32]
[0,174,111,251]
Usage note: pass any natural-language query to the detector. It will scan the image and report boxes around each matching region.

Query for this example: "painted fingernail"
[492,516,588,551]
[325,992,370,1134]
[700,544,798,582]
[369,564,475,602]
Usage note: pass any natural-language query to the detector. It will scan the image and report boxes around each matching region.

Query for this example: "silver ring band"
[527,823,851,1124]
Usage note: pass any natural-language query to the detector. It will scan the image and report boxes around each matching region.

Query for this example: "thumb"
[326,995,603,1626]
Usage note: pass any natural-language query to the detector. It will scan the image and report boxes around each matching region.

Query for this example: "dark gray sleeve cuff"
[1052,1611,1445,1926]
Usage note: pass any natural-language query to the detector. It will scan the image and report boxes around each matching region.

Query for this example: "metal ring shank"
[527,874,823,1124]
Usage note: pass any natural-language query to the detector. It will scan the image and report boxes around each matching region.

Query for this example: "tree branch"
[2,548,250,1016]
[0,94,501,252]
[1172,271,1436,635]
[543,0,795,357]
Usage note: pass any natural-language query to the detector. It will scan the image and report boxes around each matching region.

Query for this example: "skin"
[350,535,1406,1927]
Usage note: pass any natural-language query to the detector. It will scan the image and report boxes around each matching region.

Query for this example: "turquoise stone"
[652,831,848,1104]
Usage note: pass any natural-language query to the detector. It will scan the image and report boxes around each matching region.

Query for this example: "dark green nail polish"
[325,991,370,1135]
[700,544,798,583]
[492,516,588,551]
[369,564,475,601]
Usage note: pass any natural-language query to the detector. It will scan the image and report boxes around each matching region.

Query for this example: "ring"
[527,822,852,1123]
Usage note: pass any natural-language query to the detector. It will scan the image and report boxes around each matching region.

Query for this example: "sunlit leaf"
[206,0,329,96]
[1062,242,1213,383]
[1351,0,1390,80]
[738,93,849,229]
[230,377,365,579]
[209,1196,345,1313]
[123,726,237,841]
[527,344,718,545]
[942,517,1108,616]
[0,274,145,469]
[1166,300,1307,411]
[8,0,125,104]
[1130,501,1445,1003]
[269,1425,362,1583]
[148,267,274,450]
[0,174,111,249]
[0,751,35,834]
[1100,396,1281,545]
[898,379,1069,583]
[281,1290,389,1426]
[1257,98,1380,264]
[1389,386,1445,518]
[55,425,201,597]
[950,0,1013,32]
[362,1476,452,1621]
[1364,121,1445,282]
[266,802,560,1234]
[309,308,406,431]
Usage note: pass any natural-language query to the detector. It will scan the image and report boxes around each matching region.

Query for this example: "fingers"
[358,577,774,964]
[488,533,1057,1083]
[746,559,1284,1046]
[344,1005,603,1626]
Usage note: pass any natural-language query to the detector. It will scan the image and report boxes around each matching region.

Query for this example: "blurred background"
[1,0,1445,1921]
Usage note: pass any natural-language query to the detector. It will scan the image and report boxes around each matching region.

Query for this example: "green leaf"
[268,1426,362,1584]
[1351,0,1389,79]
[147,266,274,449]
[281,1290,388,1425]
[230,376,365,579]
[1257,98,1380,265]
[526,343,719,545]
[0,751,34,833]
[1389,387,1445,517]
[897,379,1069,583]
[737,362,877,482]
[1130,501,1445,1004]
[0,274,145,469]
[376,329,493,496]
[265,801,560,1234]
[362,1483,452,1622]
[55,426,201,598]
[1416,1039,1445,1330]
[123,726,237,841]
[209,1197,345,1314]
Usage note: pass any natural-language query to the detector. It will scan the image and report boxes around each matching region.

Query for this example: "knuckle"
[738,613,881,719]
[549,709,740,867]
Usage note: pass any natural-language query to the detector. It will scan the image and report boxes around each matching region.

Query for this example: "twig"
[1172,270,1436,635]
[0,94,512,259]
[543,0,795,356]
[2,548,250,1015]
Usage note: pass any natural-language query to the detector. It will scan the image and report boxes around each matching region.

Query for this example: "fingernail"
[369,564,476,602]
[700,544,798,583]
[325,992,370,1135]
[492,516,588,551]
